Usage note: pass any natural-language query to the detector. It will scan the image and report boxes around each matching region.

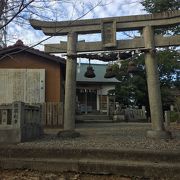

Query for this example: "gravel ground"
[17,123,180,152]
[1,123,179,179]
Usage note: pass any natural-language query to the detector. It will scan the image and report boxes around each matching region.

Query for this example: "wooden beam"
[44,35,180,53]
[30,10,180,35]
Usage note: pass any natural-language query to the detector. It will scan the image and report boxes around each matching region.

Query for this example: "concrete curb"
[0,146,179,162]
[0,146,180,178]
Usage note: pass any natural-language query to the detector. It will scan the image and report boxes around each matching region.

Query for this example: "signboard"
[0,69,45,104]
[101,20,116,48]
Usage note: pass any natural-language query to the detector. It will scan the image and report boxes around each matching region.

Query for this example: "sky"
[3,0,147,63]
[5,0,146,47]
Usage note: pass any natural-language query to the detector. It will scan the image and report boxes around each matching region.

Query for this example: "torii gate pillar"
[143,26,171,139]
[64,32,77,131]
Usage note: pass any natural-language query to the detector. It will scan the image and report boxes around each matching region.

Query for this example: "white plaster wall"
[97,85,115,95]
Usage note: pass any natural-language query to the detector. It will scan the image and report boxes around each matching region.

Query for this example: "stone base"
[147,130,172,139]
[113,115,125,122]
[57,130,80,139]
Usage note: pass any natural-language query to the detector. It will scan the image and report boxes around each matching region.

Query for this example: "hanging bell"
[127,61,138,74]
[84,65,96,78]
[104,65,116,78]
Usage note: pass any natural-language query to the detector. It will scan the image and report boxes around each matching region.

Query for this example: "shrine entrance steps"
[75,114,113,123]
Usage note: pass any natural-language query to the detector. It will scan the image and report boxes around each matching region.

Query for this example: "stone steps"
[76,119,114,123]
[0,147,180,178]
[76,115,113,123]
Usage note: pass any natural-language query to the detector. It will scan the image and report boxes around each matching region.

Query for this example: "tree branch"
[0,0,35,30]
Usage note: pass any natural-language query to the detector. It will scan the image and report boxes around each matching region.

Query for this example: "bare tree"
[0,0,6,17]
[0,0,8,47]
[0,0,105,47]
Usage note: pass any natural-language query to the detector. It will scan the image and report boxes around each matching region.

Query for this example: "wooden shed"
[0,40,66,127]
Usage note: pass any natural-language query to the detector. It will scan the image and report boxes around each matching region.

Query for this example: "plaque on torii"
[30,10,180,139]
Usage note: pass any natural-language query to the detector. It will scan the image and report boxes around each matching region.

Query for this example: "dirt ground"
[0,169,135,180]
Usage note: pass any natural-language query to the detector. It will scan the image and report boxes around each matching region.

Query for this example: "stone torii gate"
[30,10,180,139]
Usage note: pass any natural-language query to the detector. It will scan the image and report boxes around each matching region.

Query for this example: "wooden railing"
[125,108,147,121]
[164,111,180,127]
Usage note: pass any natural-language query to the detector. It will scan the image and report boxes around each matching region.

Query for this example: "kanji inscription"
[102,20,116,48]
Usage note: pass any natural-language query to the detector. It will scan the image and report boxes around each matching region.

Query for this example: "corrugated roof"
[76,63,119,83]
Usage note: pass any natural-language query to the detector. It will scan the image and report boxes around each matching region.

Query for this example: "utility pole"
[0,0,7,47]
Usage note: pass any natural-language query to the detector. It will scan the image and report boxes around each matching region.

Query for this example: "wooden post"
[64,32,77,130]
[107,95,110,116]
[85,89,88,114]
[100,91,102,114]
[164,111,170,128]
[143,26,171,139]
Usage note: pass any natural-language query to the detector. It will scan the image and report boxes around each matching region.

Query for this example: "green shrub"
[170,112,180,122]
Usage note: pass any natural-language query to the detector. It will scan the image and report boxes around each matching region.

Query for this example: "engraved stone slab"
[101,20,116,48]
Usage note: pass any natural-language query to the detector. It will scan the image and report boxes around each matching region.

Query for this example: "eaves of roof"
[0,43,66,65]
[76,63,120,83]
